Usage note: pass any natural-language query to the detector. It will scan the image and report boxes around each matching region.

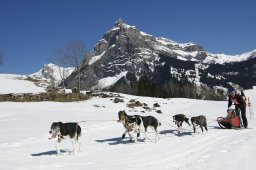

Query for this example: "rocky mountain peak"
[114,18,124,27]
[65,21,256,99]
[102,19,141,46]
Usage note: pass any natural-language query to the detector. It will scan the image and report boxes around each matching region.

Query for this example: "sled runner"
[217,109,242,129]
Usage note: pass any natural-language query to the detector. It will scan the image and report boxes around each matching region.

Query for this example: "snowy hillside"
[0,74,45,94]
[0,63,75,94]
[0,79,255,169]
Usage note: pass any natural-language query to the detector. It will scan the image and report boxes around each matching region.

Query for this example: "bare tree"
[51,40,87,93]
[65,40,87,93]
[50,47,71,91]
[0,50,3,65]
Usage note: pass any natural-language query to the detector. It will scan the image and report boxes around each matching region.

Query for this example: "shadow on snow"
[160,129,193,137]
[31,149,70,157]
[95,137,135,145]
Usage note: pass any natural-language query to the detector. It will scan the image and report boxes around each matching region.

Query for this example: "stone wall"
[0,92,90,102]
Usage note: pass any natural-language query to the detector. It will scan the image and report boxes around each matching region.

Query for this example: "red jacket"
[228,94,245,109]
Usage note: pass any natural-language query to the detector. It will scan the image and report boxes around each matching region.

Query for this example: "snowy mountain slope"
[205,50,256,64]
[0,89,255,170]
[29,63,75,86]
[66,19,256,98]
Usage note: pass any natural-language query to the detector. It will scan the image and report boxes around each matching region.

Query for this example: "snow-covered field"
[0,76,255,170]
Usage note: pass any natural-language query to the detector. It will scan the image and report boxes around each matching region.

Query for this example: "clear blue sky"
[0,0,255,74]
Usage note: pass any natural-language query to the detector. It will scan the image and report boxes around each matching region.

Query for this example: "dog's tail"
[185,118,191,126]
[75,122,83,138]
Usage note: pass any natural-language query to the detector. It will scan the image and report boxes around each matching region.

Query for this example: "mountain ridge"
[64,19,256,99]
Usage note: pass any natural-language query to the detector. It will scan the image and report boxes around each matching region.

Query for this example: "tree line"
[111,75,226,100]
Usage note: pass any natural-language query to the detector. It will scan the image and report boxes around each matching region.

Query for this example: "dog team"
[49,110,208,156]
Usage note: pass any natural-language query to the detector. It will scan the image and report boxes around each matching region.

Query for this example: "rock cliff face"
[65,19,256,99]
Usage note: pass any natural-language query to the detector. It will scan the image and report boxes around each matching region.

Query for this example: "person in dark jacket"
[228,90,248,128]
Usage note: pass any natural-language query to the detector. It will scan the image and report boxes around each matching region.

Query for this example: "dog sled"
[217,109,242,129]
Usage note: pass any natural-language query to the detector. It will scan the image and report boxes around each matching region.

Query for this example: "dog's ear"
[50,122,54,128]
[123,110,127,116]
[118,111,122,119]
[131,117,137,123]
[52,122,57,126]
[57,122,62,126]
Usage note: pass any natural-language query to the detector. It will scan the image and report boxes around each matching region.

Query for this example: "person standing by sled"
[228,90,248,128]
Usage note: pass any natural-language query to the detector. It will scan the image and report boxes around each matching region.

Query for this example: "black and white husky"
[126,115,161,143]
[117,110,140,139]
[173,114,190,133]
[49,122,81,155]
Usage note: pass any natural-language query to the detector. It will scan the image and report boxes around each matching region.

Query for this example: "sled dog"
[126,115,161,143]
[49,122,81,155]
[173,114,190,132]
[191,115,208,133]
[117,110,140,139]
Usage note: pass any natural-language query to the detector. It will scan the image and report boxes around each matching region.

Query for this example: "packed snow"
[0,75,255,170]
